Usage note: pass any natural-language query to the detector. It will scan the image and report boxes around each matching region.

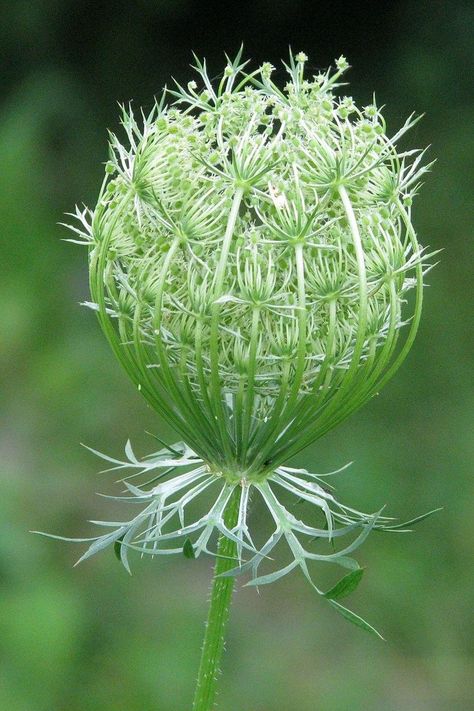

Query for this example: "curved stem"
[283,242,307,414]
[240,305,261,461]
[192,487,241,711]
[152,239,220,455]
[209,187,244,461]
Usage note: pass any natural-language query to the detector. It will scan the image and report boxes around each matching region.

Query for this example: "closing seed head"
[73,49,433,478]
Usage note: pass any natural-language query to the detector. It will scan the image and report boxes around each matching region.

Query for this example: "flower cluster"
[55,50,436,633]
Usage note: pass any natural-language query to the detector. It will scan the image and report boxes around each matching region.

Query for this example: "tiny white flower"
[268,182,288,209]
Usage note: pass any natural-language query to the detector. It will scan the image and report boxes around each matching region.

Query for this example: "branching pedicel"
[42,48,438,706]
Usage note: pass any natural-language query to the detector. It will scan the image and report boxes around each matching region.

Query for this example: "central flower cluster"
[72,50,431,476]
[53,52,438,633]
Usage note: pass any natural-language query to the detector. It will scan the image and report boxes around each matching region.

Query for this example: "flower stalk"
[192,488,241,711]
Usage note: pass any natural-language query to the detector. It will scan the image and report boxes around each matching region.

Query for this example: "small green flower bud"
[295,51,308,63]
[336,55,349,71]
[260,62,274,79]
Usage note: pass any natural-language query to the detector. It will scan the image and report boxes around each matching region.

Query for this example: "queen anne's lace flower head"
[55,49,437,633]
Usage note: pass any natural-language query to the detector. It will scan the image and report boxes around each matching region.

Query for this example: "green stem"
[192,487,241,711]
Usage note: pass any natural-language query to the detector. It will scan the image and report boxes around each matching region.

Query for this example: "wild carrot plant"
[39,49,438,710]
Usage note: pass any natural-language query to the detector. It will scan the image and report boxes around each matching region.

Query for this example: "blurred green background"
[1,1,473,709]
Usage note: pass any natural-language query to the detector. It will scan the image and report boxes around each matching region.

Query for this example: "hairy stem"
[192,487,241,711]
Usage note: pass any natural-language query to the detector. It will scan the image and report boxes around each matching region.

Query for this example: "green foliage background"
[1,2,472,709]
